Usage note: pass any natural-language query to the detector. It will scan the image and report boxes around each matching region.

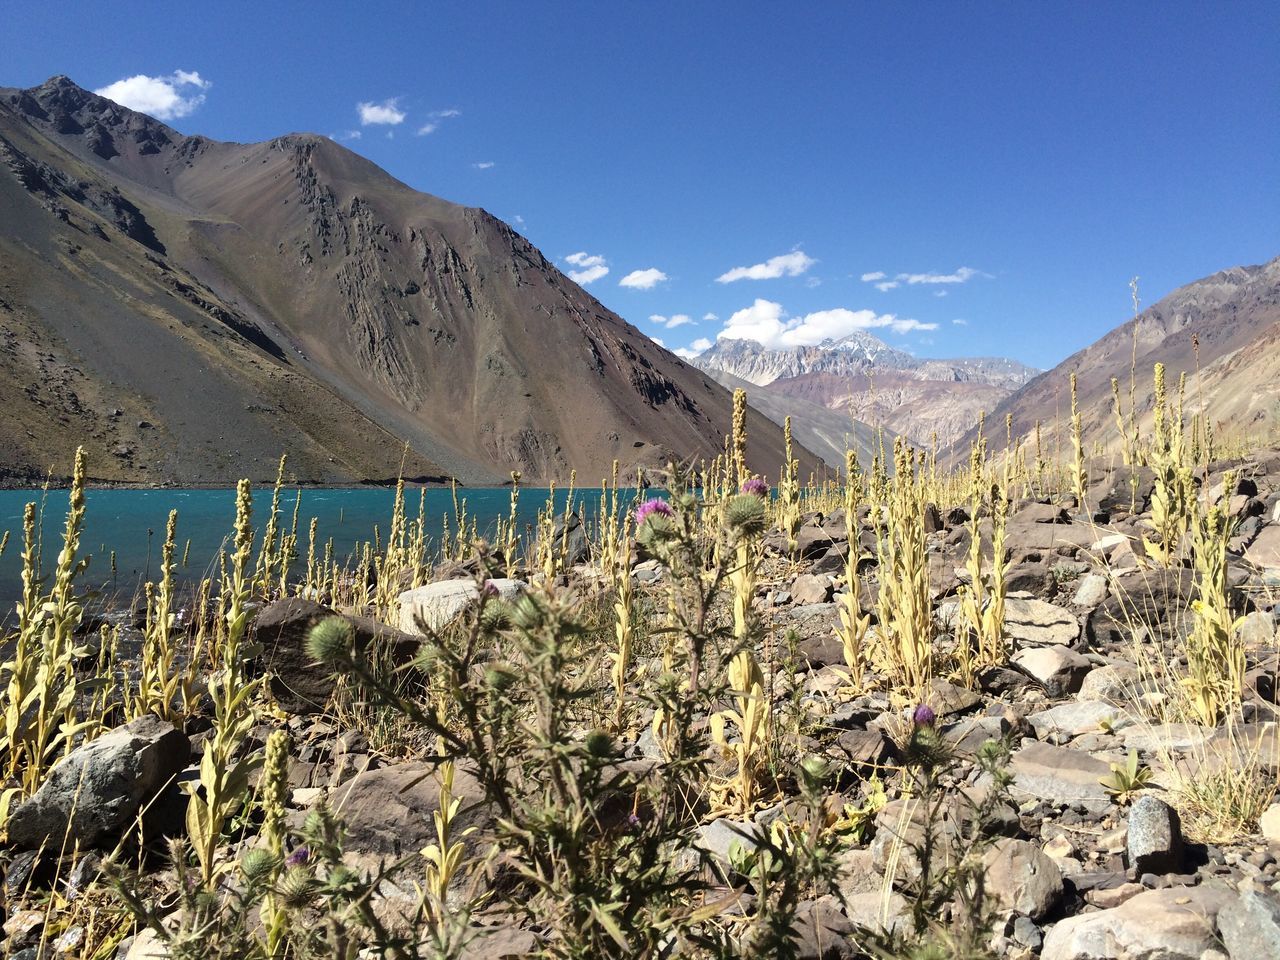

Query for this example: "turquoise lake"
[0,486,633,612]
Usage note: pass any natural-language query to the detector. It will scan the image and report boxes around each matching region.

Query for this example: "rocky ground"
[4,452,1280,959]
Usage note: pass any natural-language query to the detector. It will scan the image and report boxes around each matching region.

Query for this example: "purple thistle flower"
[740,476,770,498]
[635,498,674,526]
[912,704,936,728]
[481,580,500,597]
[285,846,311,868]
[627,812,642,830]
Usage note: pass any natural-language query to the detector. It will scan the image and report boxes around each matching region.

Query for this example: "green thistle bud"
[240,847,279,884]
[306,617,353,665]
[584,729,615,758]
[509,594,544,631]
[485,662,519,691]
[480,599,513,631]
[277,865,317,909]
[325,864,360,895]
[724,494,766,536]
[799,755,829,789]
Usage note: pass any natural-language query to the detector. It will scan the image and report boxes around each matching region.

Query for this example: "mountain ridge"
[0,76,820,485]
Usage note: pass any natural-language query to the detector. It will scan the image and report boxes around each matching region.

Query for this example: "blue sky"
[2,1,1276,368]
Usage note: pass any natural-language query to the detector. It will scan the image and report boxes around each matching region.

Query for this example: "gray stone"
[1028,700,1130,739]
[1010,740,1113,805]
[1071,573,1110,609]
[254,597,422,713]
[984,838,1065,920]
[791,573,834,605]
[1078,663,1142,702]
[695,816,761,865]
[1218,891,1280,959]
[6,716,189,850]
[397,577,525,634]
[1013,646,1092,696]
[1041,885,1235,960]
[1125,795,1183,876]
[1005,596,1079,646]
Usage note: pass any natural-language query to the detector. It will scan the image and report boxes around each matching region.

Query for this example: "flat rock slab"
[1028,700,1132,739]
[397,578,525,634]
[1245,525,1280,570]
[1042,884,1235,960]
[1011,740,1113,805]
[1005,596,1079,646]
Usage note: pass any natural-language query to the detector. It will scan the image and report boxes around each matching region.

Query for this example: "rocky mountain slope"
[0,76,815,485]
[953,256,1280,457]
[692,333,1037,448]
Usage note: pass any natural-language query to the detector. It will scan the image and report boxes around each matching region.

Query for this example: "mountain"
[952,256,1280,456]
[691,333,1037,447]
[0,76,817,485]
[701,368,884,473]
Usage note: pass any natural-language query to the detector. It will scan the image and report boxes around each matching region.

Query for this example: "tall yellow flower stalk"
[608,514,635,732]
[133,509,181,721]
[777,416,803,559]
[873,440,933,701]
[955,443,1010,687]
[1070,372,1088,507]
[711,481,771,814]
[833,451,869,694]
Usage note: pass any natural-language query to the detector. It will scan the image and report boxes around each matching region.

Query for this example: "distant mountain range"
[0,76,817,485]
[953,255,1280,456]
[691,332,1038,447]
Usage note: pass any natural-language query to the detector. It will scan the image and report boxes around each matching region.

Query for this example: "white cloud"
[934,290,948,298]
[619,268,668,290]
[649,314,694,329]
[564,251,609,285]
[513,215,526,227]
[358,98,406,125]
[716,250,816,283]
[860,271,886,282]
[330,130,362,142]
[416,109,462,136]
[673,336,715,359]
[94,70,210,120]
[473,161,495,170]
[875,281,900,292]
[650,335,666,347]
[896,266,987,285]
[951,318,968,325]
[702,312,719,322]
[717,299,937,349]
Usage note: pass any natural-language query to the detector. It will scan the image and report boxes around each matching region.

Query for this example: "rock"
[1126,795,1183,876]
[791,573,834,605]
[794,526,835,560]
[1071,573,1109,609]
[1086,567,1196,649]
[1218,891,1280,959]
[1013,646,1092,696]
[795,633,845,669]
[459,925,539,959]
[834,728,895,768]
[1016,501,1071,524]
[1260,803,1280,843]
[1005,596,1079,646]
[1244,525,1280,571]
[6,717,189,851]
[1010,740,1113,805]
[254,597,422,713]
[984,838,1065,920]
[1028,700,1129,739]
[397,578,526,634]
[335,761,493,861]
[1078,663,1142,702]
[794,895,858,958]
[1041,885,1235,960]
[550,511,590,565]
[696,816,761,865]
[929,677,982,717]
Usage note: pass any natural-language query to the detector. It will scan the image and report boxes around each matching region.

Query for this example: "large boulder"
[254,597,422,713]
[984,838,1065,921]
[1042,885,1234,960]
[1125,795,1183,876]
[1010,741,1113,806]
[6,716,189,850]
[1005,596,1079,646]
[397,578,526,635]
[1219,891,1280,959]
[334,761,494,861]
